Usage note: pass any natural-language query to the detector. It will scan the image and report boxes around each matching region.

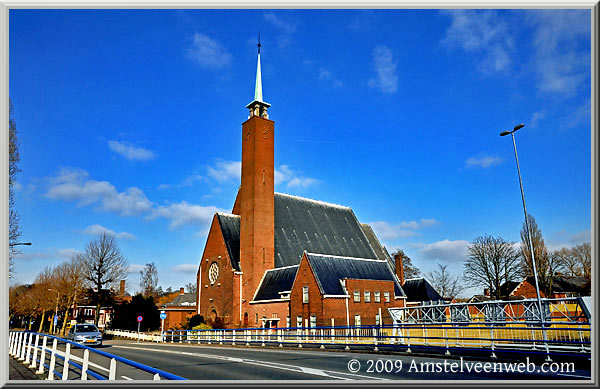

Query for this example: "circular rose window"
[208,262,219,284]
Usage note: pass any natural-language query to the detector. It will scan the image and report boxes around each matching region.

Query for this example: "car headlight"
[96,335,102,339]
[75,336,84,340]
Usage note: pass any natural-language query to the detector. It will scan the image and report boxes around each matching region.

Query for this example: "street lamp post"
[9,242,32,247]
[48,288,60,335]
[500,123,545,324]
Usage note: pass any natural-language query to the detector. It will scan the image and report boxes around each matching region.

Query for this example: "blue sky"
[9,9,591,297]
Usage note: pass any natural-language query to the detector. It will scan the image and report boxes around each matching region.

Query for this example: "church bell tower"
[239,37,275,325]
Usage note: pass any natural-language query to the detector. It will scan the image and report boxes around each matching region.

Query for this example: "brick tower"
[239,39,275,325]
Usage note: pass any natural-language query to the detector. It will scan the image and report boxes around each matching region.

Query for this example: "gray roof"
[252,265,299,302]
[274,193,378,267]
[214,193,383,271]
[216,213,241,271]
[164,293,196,307]
[402,278,443,302]
[305,252,406,297]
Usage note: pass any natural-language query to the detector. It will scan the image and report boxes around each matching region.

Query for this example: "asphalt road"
[84,339,591,381]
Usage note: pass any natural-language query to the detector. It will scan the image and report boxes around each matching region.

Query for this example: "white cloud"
[84,224,135,240]
[45,167,153,216]
[368,45,398,94]
[127,264,145,274]
[526,10,590,96]
[157,174,204,191]
[441,9,513,74]
[529,110,546,128]
[150,201,223,229]
[207,161,241,182]
[108,141,156,161]
[465,155,503,168]
[560,98,591,130]
[186,33,232,68]
[172,264,197,273]
[206,160,318,189]
[547,229,590,252]
[57,248,83,259]
[369,219,439,241]
[275,165,319,189]
[263,12,296,34]
[414,239,470,263]
[318,68,344,88]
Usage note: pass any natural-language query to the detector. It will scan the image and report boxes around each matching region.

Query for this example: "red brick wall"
[240,115,275,326]
[289,254,405,327]
[164,308,196,330]
[248,301,289,328]
[511,280,546,299]
[198,215,236,326]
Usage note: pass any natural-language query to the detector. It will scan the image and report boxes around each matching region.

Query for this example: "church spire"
[246,33,270,119]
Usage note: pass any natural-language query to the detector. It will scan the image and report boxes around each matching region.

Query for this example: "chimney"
[484,288,490,297]
[119,280,125,297]
[180,287,185,295]
[394,253,405,285]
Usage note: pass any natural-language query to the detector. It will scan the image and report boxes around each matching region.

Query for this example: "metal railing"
[8,331,186,381]
[153,322,590,359]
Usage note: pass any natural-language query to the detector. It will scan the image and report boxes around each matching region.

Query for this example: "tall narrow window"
[374,291,381,303]
[286,316,291,328]
[353,290,360,302]
[384,292,390,302]
[303,285,309,303]
[297,316,303,328]
[375,314,380,326]
[310,315,317,328]
[354,315,361,327]
[364,290,371,303]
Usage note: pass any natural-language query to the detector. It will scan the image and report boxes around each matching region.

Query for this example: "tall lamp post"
[500,123,545,324]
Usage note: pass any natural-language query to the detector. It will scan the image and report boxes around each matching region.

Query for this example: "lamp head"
[500,130,511,137]
[513,123,525,131]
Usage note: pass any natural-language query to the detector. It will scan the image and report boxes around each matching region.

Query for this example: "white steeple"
[246,34,270,118]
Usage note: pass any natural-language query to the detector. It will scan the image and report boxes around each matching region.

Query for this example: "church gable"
[216,213,241,271]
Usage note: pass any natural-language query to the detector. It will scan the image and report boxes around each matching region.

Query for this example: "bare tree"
[82,233,128,325]
[9,99,21,279]
[390,249,421,279]
[520,214,560,296]
[426,263,464,300]
[54,255,86,335]
[185,282,197,294]
[464,235,521,300]
[553,243,591,280]
[140,262,159,297]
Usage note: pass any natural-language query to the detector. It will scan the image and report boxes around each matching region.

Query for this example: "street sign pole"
[160,311,167,342]
[137,321,140,343]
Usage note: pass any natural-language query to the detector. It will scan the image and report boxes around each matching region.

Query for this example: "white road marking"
[112,344,387,380]
[121,376,133,380]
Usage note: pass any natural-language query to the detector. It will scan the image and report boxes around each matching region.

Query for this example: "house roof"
[252,265,299,302]
[402,278,443,302]
[305,252,406,297]
[216,193,384,271]
[164,293,196,307]
[551,276,590,294]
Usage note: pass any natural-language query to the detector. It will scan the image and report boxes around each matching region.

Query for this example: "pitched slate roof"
[305,252,405,297]
[164,293,196,307]
[402,278,443,302]
[215,194,384,271]
[274,193,378,267]
[552,276,590,295]
[216,213,241,271]
[252,265,299,302]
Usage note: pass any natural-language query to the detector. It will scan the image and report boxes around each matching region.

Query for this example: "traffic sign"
[53,315,58,325]
[160,312,167,320]
[137,316,143,322]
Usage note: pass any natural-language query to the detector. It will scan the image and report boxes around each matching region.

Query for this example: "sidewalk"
[8,357,39,380]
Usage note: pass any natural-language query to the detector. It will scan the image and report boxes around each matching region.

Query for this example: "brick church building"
[196,44,407,329]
